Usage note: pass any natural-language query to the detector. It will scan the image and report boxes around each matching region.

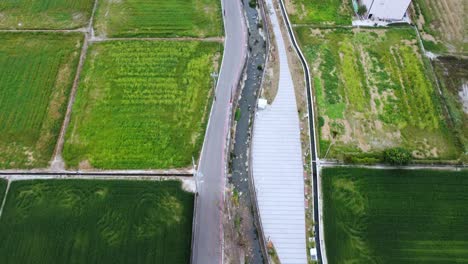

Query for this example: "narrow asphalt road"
[191,0,247,262]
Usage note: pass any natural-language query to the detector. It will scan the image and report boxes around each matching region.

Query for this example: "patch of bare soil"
[260,13,280,104]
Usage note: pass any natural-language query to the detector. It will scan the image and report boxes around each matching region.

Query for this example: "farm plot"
[295,27,459,162]
[0,180,194,264]
[63,40,221,169]
[433,57,468,162]
[322,167,468,264]
[411,0,466,54]
[0,33,83,169]
[284,0,352,25]
[94,0,223,38]
[0,0,95,29]
[0,179,6,202]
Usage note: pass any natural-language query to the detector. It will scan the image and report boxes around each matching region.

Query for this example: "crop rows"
[322,167,468,264]
[0,33,83,169]
[94,0,223,37]
[63,40,222,169]
[0,180,194,264]
[0,0,94,29]
[295,28,459,161]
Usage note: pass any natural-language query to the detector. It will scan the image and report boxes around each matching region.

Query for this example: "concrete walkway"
[251,0,307,263]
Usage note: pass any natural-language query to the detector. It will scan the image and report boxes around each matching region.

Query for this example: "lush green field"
[411,0,466,54]
[433,57,468,163]
[63,40,221,169]
[322,167,468,264]
[0,179,7,202]
[94,0,222,37]
[0,180,193,264]
[285,0,352,25]
[0,33,83,169]
[0,0,94,29]
[295,27,459,161]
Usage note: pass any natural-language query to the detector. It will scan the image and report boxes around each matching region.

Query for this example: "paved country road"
[191,0,247,263]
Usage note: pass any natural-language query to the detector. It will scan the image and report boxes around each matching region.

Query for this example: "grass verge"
[322,167,468,264]
[0,179,193,264]
[63,40,222,169]
[0,32,83,169]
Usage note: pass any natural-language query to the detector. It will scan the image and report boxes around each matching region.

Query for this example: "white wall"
[365,0,412,20]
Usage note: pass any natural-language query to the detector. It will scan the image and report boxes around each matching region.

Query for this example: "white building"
[361,0,412,21]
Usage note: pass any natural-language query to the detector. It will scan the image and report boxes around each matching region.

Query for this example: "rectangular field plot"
[94,0,223,37]
[296,28,460,161]
[0,179,6,202]
[0,0,95,29]
[411,0,466,53]
[285,0,352,25]
[322,167,468,264]
[433,57,468,162]
[0,180,193,264]
[63,40,221,169]
[0,33,83,169]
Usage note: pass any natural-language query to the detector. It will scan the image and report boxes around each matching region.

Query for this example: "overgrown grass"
[295,27,459,160]
[0,33,83,169]
[323,167,468,264]
[0,0,94,29]
[0,180,193,264]
[286,0,352,25]
[0,179,7,202]
[94,0,223,37]
[432,57,468,163]
[63,40,221,169]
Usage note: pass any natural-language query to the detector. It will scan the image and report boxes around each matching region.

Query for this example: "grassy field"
[322,167,468,264]
[411,0,466,54]
[295,27,459,162]
[0,33,83,169]
[94,0,223,38]
[0,179,7,202]
[433,57,468,163]
[0,180,193,264]
[285,0,352,25]
[63,40,221,169]
[0,0,94,29]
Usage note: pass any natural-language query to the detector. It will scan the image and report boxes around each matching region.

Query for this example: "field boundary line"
[90,36,224,43]
[51,0,99,170]
[320,162,467,171]
[0,29,86,33]
[0,179,11,220]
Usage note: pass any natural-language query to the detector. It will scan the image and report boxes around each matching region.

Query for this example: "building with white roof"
[360,0,412,21]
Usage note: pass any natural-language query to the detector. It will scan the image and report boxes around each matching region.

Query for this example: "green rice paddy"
[0,0,95,29]
[322,167,468,264]
[0,180,194,264]
[0,179,7,202]
[0,33,83,169]
[94,0,223,37]
[63,40,221,169]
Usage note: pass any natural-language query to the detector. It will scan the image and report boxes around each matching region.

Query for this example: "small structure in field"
[357,0,412,21]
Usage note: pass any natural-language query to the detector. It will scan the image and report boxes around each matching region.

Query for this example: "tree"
[357,5,367,16]
[383,147,412,165]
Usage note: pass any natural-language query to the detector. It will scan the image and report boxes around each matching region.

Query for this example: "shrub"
[357,5,367,16]
[383,147,412,165]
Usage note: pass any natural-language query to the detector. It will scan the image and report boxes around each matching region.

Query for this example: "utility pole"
[211,71,218,101]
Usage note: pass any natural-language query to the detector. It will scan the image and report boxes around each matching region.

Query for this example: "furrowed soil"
[0,32,83,169]
[295,27,460,162]
[284,0,352,25]
[0,180,193,264]
[0,0,95,29]
[411,0,467,54]
[94,0,223,37]
[322,167,468,264]
[63,40,222,169]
